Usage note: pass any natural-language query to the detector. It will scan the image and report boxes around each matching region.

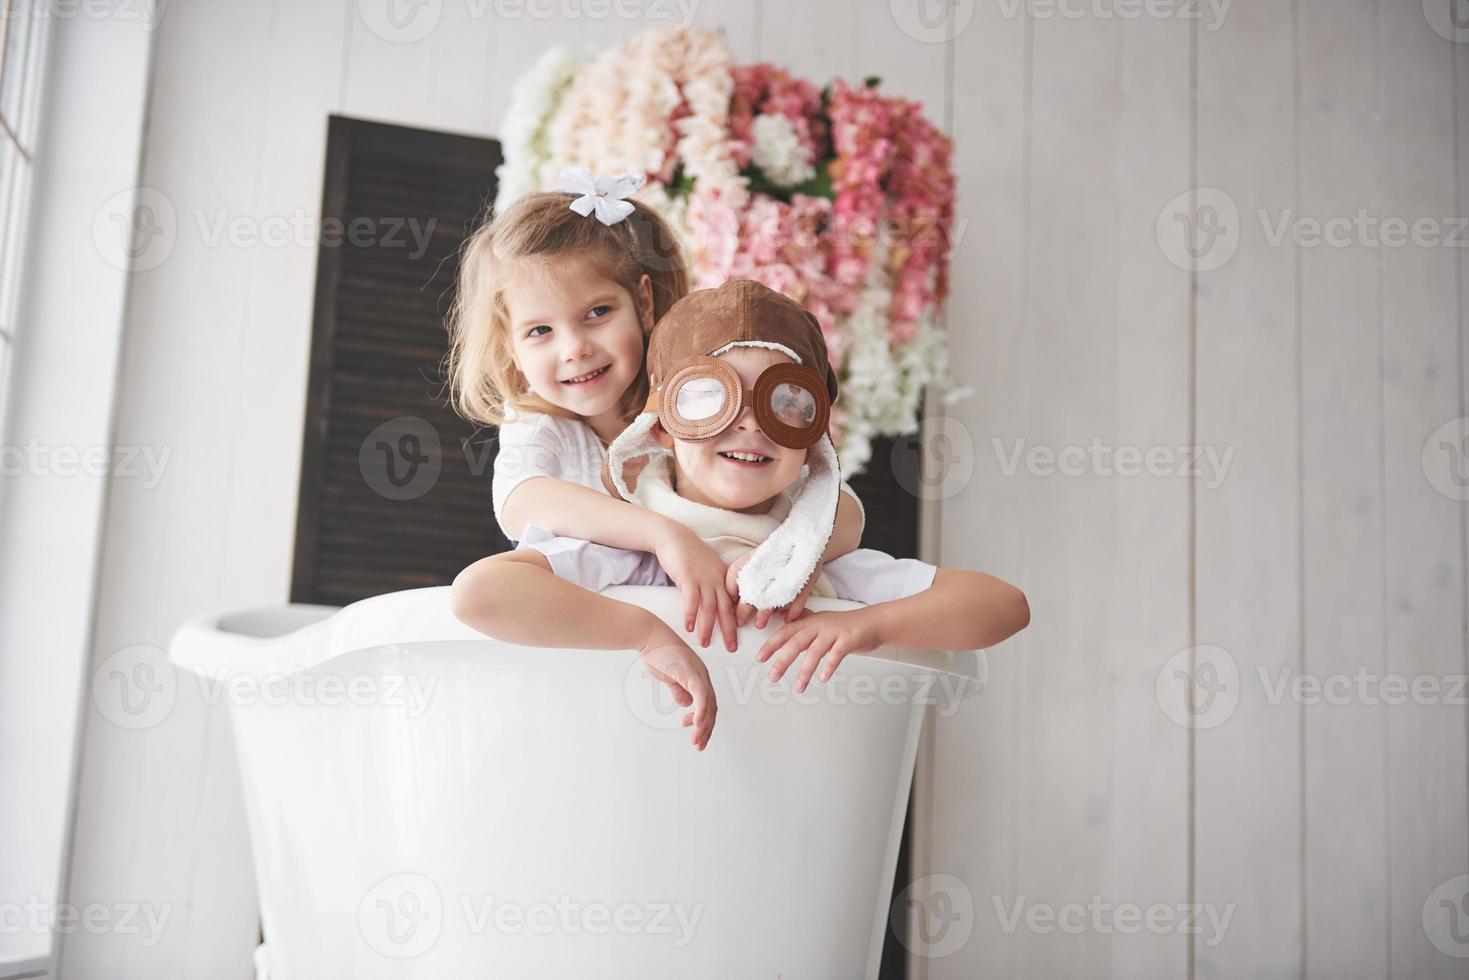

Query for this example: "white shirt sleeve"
[516,525,671,592]
[491,412,612,543]
[821,549,937,605]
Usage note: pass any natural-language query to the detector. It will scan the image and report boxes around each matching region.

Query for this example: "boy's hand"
[654,523,738,652]
[726,550,822,630]
[757,608,883,694]
[637,626,718,751]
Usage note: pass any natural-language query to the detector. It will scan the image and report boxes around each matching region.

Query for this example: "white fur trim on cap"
[605,412,662,502]
[707,339,802,363]
[734,433,840,609]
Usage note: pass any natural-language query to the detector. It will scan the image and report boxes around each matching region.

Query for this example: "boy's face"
[654,346,810,515]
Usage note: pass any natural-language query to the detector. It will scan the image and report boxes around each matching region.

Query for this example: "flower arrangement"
[495,27,962,474]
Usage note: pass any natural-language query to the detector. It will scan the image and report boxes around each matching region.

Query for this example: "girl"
[444,174,863,742]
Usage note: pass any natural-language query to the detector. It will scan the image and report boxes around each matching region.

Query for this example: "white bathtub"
[169,585,984,979]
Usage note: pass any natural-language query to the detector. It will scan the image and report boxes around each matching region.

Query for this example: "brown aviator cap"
[645,279,840,404]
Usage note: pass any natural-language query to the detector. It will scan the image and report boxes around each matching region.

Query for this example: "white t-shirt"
[518,524,937,607]
[491,410,610,540]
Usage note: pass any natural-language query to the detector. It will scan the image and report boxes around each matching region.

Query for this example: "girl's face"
[655,346,809,515]
[503,255,652,442]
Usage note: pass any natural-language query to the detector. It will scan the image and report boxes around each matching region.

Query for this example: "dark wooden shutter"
[291,115,505,606]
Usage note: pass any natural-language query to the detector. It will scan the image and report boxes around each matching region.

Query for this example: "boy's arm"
[759,569,1030,693]
[500,478,738,651]
[450,549,717,749]
[819,487,864,562]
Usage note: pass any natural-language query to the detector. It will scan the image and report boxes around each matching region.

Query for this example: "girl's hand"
[757,608,884,694]
[636,627,718,751]
[654,523,738,653]
[726,550,821,630]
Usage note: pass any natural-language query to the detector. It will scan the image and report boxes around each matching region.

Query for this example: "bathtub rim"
[168,585,986,699]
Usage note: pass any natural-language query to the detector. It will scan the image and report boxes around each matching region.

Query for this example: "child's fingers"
[715,590,738,652]
[794,634,838,693]
[757,623,795,662]
[697,589,716,648]
[818,642,850,683]
[785,592,809,622]
[691,682,716,750]
[766,629,815,681]
[755,606,773,630]
[736,602,754,627]
[681,586,698,634]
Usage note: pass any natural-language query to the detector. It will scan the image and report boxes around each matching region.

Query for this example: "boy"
[451,280,1029,752]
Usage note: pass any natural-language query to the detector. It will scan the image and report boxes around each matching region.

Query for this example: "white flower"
[750,113,815,188]
[495,45,595,210]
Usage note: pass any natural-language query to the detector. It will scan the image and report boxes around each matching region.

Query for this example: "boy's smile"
[655,347,810,514]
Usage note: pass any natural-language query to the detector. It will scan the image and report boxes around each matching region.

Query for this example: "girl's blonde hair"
[444,190,690,428]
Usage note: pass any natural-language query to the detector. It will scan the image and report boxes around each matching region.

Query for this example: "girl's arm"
[758,569,1030,693]
[451,549,717,751]
[501,477,738,652]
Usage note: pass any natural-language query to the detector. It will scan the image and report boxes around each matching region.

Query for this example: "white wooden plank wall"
[58,0,1469,977]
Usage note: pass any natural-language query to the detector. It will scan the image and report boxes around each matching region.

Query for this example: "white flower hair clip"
[556,167,645,226]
